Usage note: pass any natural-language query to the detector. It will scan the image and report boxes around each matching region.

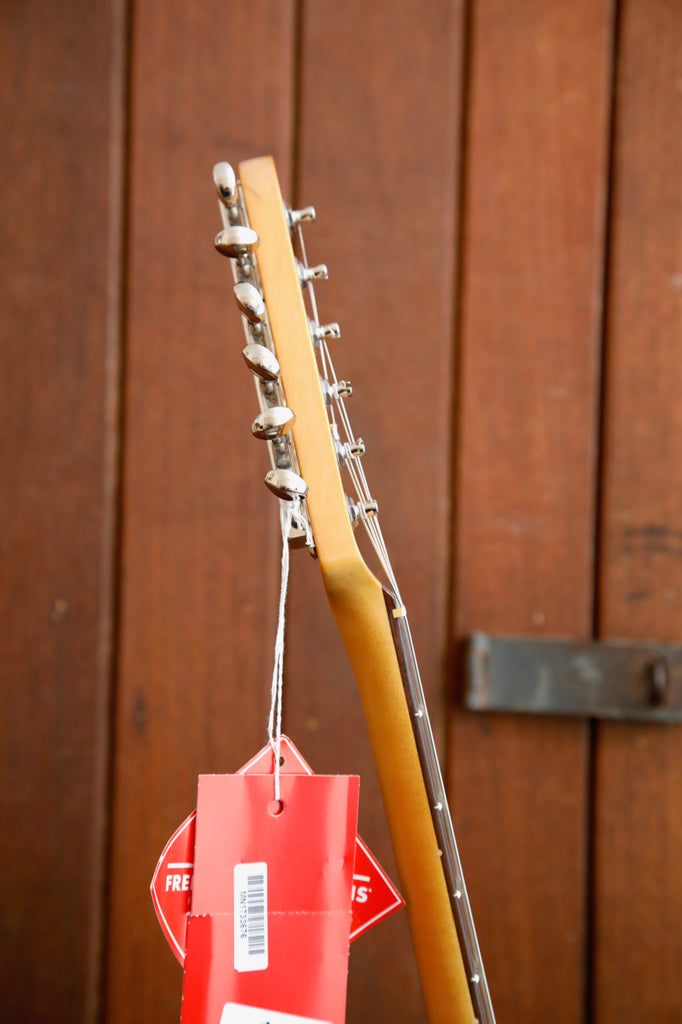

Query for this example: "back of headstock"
[213,155,377,573]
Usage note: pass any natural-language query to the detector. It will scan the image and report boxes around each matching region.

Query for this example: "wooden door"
[2,2,680,1022]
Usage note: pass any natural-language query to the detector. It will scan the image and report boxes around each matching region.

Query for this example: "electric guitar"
[213,156,495,1024]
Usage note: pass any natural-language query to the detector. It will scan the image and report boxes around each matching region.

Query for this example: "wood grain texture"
[104,4,296,1023]
[7,3,682,1021]
[0,1,126,1022]
[450,1,614,1020]
[287,2,465,1019]
[594,1,682,1019]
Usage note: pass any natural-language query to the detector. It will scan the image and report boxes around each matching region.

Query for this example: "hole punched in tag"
[268,799,285,817]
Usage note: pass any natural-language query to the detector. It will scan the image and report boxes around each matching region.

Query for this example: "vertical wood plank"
[451,1,614,1020]
[105,3,296,1022]
[595,2,682,1020]
[288,2,464,1019]
[0,1,126,1022]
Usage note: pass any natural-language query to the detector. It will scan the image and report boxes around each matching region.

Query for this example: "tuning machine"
[298,262,328,287]
[233,281,265,324]
[242,343,280,382]
[252,407,296,440]
[215,225,259,260]
[322,379,352,405]
[213,161,238,208]
[264,469,309,501]
[310,321,341,346]
[212,161,314,545]
[288,206,316,229]
[347,497,379,526]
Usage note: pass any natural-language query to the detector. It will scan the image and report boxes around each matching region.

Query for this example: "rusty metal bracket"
[463,634,682,722]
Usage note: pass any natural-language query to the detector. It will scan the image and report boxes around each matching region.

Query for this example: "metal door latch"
[463,634,682,722]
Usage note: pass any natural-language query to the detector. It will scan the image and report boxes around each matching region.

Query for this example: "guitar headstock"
[213,156,391,590]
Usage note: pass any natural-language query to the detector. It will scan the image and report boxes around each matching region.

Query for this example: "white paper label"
[220,1005,331,1024]
[233,862,268,972]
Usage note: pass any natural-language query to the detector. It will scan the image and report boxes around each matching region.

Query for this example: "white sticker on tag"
[220,1004,331,1024]
[233,862,268,972]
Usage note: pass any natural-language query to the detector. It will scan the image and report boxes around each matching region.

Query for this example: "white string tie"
[267,498,297,802]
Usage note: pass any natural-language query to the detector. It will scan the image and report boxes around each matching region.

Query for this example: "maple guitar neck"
[325,564,494,1024]
[216,156,495,1024]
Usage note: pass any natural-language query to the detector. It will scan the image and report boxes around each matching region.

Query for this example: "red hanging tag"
[151,811,196,963]
[220,1006,334,1024]
[151,738,404,964]
[349,835,404,941]
[180,771,359,1024]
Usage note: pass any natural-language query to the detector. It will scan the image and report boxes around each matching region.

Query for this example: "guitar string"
[295,224,403,606]
[296,219,495,1021]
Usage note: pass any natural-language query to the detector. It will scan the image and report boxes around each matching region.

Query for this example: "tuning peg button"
[265,469,308,500]
[215,225,259,258]
[213,162,238,206]
[234,281,265,323]
[242,343,280,382]
[252,406,295,439]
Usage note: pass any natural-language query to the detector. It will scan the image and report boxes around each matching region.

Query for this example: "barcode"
[245,873,265,955]
[234,862,268,972]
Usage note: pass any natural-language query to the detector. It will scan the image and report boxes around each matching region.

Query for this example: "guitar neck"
[219,155,495,1024]
[323,556,494,1024]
